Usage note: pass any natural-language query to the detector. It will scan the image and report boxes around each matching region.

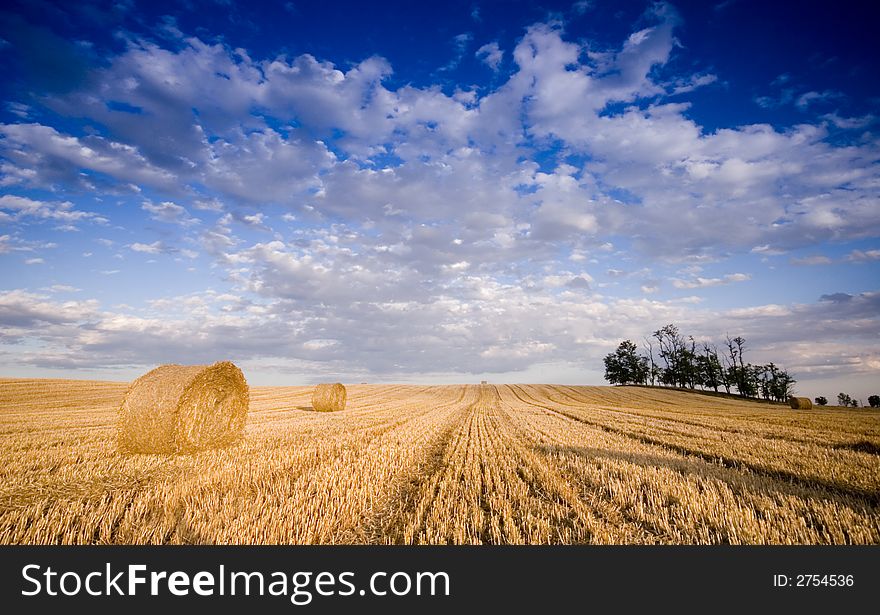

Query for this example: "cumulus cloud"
[795,90,841,110]
[141,201,199,226]
[671,273,751,289]
[847,249,880,262]
[668,72,718,95]
[1,9,871,262]
[0,194,106,227]
[130,241,165,254]
[1,280,875,391]
[790,255,832,266]
[204,128,335,202]
[0,5,877,394]
[476,42,503,70]
[820,292,852,303]
[822,113,876,130]
[0,123,177,191]
[0,290,98,333]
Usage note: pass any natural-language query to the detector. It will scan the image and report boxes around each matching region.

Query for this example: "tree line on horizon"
[603,324,880,407]
[825,393,880,409]
[602,324,796,402]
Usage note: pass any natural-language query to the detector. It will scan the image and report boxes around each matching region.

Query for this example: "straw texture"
[117,361,248,454]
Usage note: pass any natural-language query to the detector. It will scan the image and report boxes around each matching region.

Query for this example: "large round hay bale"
[312,382,346,412]
[117,361,248,454]
[789,396,812,410]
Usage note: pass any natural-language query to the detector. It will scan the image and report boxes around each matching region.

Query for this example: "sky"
[0,0,878,401]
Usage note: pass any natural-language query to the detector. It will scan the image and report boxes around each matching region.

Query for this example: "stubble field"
[1,379,878,545]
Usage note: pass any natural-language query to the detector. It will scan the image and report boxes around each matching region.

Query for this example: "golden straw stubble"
[312,382,347,412]
[117,361,249,454]
[2,380,879,545]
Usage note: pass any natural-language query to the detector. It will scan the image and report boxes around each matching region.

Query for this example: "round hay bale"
[789,396,812,410]
[117,361,248,454]
[312,382,346,412]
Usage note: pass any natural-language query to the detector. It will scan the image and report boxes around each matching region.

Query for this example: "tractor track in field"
[549,385,853,448]
[506,384,880,507]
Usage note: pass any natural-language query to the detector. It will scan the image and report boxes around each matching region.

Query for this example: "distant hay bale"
[312,382,347,412]
[789,396,812,410]
[117,361,248,454]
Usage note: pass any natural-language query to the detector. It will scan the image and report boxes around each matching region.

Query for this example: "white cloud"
[0,123,177,191]
[1,14,868,264]
[0,195,106,226]
[1,278,877,397]
[0,290,98,333]
[668,72,718,95]
[141,201,199,226]
[822,113,875,130]
[671,273,751,289]
[440,33,473,71]
[751,245,786,256]
[6,102,30,118]
[795,90,841,110]
[476,42,503,71]
[193,198,225,212]
[204,128,335,202]
[130,241,163,254]
[790,255,832,266]
[847,249,880,262]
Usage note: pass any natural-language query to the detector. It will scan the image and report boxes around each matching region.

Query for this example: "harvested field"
[1,378,878,544]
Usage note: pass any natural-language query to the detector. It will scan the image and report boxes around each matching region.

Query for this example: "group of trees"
[604,325,879,408]
[603,324,796,402]
[823,393,880,408]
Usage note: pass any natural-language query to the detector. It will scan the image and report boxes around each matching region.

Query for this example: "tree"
[724,334,754,396]
[815,396,828,406]
[642,338,659,386]
[771,367,796,402]
[699,343,722,393]
[869,395,880,408]
[683,336,699,389]
[654,324,687,388]
[603,340,648,385]
[851,399,861,408]
[718,349,733,395]
[837,392,852,407]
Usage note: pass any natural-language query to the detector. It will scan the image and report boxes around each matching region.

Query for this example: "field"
[1,378,879,545]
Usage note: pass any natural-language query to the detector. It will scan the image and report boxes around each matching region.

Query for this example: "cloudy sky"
[1,0,878,399]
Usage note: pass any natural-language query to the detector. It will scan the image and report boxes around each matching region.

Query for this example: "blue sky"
[1,0,878,400]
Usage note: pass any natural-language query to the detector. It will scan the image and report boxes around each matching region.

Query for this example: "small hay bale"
[789,396,812,410]
[312,382,347,412]
[117,361,248,454]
